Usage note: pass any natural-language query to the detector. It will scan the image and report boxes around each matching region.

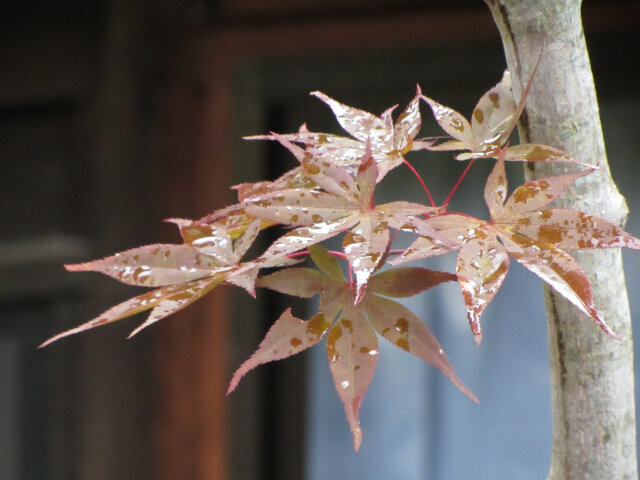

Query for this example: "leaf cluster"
[43,71,640,450]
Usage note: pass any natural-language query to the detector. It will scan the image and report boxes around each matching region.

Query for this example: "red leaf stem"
[402,159,436,208]
[442,157,477,209]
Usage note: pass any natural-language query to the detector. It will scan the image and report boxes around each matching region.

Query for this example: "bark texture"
[486,1,637,479]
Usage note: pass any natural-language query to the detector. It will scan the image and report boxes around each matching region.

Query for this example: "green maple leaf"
[228,245,477,451]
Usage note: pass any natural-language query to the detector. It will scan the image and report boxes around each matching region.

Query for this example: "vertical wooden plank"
[154,42,231,480]
[192,49,233,480]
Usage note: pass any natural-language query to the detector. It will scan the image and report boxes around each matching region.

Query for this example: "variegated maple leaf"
[392,151,640,343]
[228,245,477,450]
[200,87,433,241]
[247,86,431,181]
[196,198,279,239]
[40,220,289,346]
[197,144,316,235]
[244,138,446,303]
[423,70,592,168]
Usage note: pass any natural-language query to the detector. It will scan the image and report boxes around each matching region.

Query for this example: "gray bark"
[485,1,637,479]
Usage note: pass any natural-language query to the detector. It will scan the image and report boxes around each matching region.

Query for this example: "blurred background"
[1,1,639,479]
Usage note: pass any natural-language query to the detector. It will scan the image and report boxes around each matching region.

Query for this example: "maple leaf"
[40,276,225,347]
[196,153,316,236]
[393,151,640,343]
[244,138,445,302]
[231,166,315,202]
[228,245,476,450]
[196,165,317,239]
[196,201,277,239]
[40,220,287,345]
[423,70,593,168]
[247,86,431,181]
[200,86,433,245]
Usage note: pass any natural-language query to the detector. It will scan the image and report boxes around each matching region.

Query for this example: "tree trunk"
[485,1,637,479]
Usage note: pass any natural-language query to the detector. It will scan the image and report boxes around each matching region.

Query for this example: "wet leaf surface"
[247,86,428,181]
[43,222,283,343]
[394,152,638,341]
[41,276,224,346]
[240,245,472,450]
[49,82,640,454]
[244,145,440,298]
[423,70,596,168]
